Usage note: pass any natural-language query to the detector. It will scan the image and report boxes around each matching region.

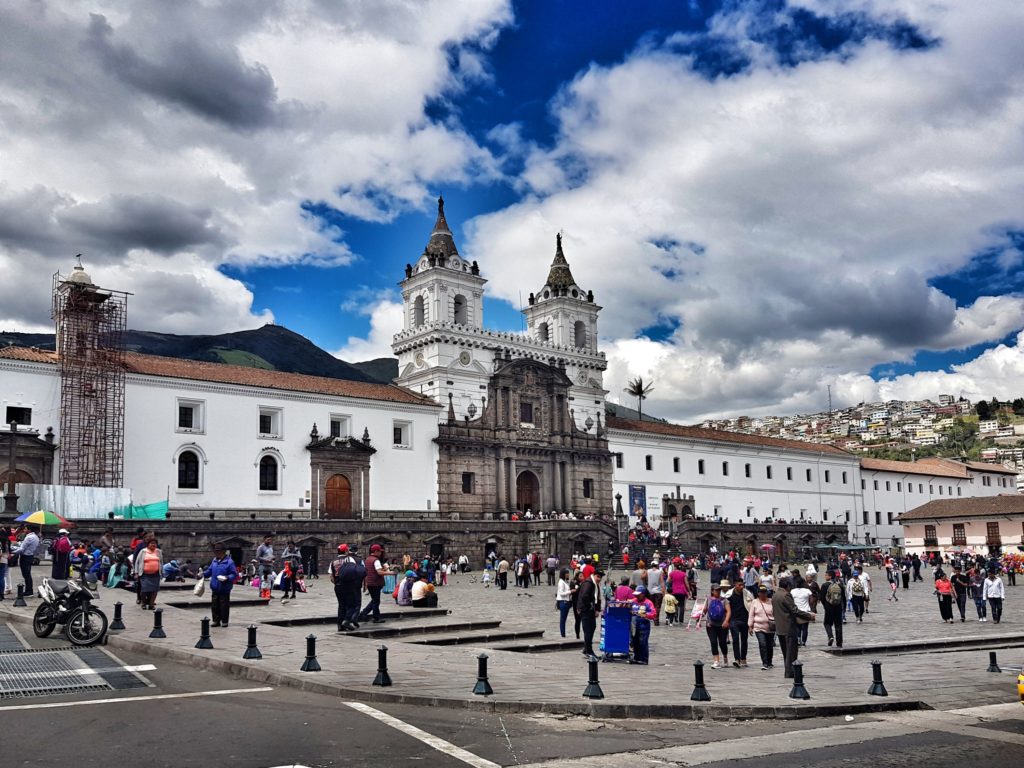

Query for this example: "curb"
[1,606,928,720]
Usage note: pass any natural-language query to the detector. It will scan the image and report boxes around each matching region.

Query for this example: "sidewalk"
[2,567,1020,719]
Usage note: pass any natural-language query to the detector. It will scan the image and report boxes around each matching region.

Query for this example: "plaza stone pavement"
[2,565,1021,719]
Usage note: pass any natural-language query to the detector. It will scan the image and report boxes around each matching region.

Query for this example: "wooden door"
[324,474,353,519]
[516,470,539,512]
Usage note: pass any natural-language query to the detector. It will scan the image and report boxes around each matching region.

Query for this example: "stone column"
[509,457,518,511]
[495,453,505,510]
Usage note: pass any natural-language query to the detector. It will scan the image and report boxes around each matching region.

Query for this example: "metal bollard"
[690,660,711,702]
[987,651,1001,673]
[110,601,125,631]
[582,657,604,699]
[473,653,493,696]
[300,634,321,672]
[149,608,167,639]
[195,616,214,650]
[13,584,27,607]
[788,661,810,699]
[867,660,887,696]
[242,624,262,659]
[372,644,392,686]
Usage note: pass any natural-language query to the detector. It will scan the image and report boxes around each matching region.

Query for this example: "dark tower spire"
[545,232,576,290]
[423,194,459,260]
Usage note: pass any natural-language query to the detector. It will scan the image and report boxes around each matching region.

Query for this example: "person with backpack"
[703,581,732,669]
[847,569,868,622]
[821,570,845,647]
[330,544,366,632]
[771,576,816,679]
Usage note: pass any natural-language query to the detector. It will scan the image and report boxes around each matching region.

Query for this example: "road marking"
[345,701,501,768]
[0,686,274,711]
[0,664,156,682]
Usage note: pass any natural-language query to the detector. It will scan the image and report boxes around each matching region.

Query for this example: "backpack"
[850,578,864,597]
[824,581,843,606]
[332,556,366,584]
[707,597,726,623]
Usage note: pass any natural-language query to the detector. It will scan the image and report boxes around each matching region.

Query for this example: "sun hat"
[719,579,731,588]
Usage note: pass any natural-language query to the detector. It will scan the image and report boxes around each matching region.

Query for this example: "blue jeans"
[0,563,7,598]
[632,618,651,663]
[558,600,571,637]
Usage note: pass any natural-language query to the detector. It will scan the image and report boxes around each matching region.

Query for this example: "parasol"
[14,510,71,527]
[760,543,776,551]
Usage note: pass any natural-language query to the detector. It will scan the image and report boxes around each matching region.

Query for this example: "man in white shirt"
[983,572,1005,624]
[859,569,873,614]
[12,526,41,595]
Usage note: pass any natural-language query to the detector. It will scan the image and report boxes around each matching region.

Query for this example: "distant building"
[900,495,1024,555]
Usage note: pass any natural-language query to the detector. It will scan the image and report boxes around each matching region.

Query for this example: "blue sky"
[3,1,1024,421]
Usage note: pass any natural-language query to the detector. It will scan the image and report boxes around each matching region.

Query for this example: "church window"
[329,415,350,438]
[393,421,412,448]
[825,470,831,483]
[573,320,587,348]
[5,406,31,426]
[176,399,204,433]
[258,407,282,438]
[537,322,549,342]
[745,463,751,478]
[177,450,200,490]
[413,295,425,326]
[453,294,468,325]
[259,455,279,492]
[462,472,475,494]
[698,459,705,475]
[786,467,792,480]
[615,454,623,469]
[806,468,813,482]
[645,455,652,471]
[583,478,594,498]
[673,457,680,473]
[766,465,773,480]
[520,402,534,424]
[722,461,729,476]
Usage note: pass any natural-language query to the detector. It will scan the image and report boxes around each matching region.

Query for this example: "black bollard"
[867,660,888,696]
[788,661,810,700]
[13,584,28,607]
[372,644,392,686]
[195,616,214,650]
[149,608,166,639]
[690,660,711,702]
[987,651,1001,673]
[582,657,604,699]
[242,624,262,659]
[473,653,493,696]
[300,634,321,672]
[110,601,125,631]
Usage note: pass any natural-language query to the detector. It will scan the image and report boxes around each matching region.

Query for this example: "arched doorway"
[324,473,352,519]
[516,470,540,512]
[0,469,34,488]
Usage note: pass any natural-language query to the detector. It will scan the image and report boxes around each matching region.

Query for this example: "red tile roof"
[916,456,1018,476]
[899,494,1024,521]
[606,416,853,457]
[0,345,437,407]
[860,457,968,478]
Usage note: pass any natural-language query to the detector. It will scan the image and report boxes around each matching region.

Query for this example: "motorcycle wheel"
[32,602,58,638]
[65,606,108,647]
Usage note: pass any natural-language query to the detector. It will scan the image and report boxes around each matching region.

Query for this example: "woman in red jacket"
[935,573,955,624]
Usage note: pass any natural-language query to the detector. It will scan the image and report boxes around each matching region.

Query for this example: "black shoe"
[372,618,386,624]
[351,621,360,629]
[212,622,221,628]
[827,637,834,646]
[222,624,228,628]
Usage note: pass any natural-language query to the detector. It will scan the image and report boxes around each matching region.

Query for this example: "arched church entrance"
[516,470,540,512]
[324,473,353,519]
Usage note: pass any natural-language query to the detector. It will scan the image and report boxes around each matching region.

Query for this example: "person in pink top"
[614,576,634,601]
[667,565,689,616]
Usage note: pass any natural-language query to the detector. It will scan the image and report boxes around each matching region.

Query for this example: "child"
[663,592,679,625]
[481,565,493,588]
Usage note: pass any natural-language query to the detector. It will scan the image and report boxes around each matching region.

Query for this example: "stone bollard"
[300,634,321,672]
[149,608,167,639]
[242,624,262,659]
[195,617,214,650]
[583,657,604,699]
[987,651,1001,673]
[473,653,493,696]
[788,661,810,700]
[372,644,392,686]
[13,584,27,607]
[690,660,711,702]
[110,601,126,631]
[867,660,887,696]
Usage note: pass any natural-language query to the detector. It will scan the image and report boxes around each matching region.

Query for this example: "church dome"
[67,257,93,286]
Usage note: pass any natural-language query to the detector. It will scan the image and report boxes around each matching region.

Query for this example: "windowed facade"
[824,470,830,483]
[615,453,623,469]
[673,457,680,473]
[413,295,425,326]
[574,320,587,348]
[520,402,534,424]
[722,461,729,476]
[5,406,31,426]
[462,472,475,494]
[329,415,351,439]
[952,523,967,546]
[786,467,793,481]
[583,478,594,498]
[258,407,282,438]
[842,471,848,484]
[806,468,812,482]
[924,524,937,545]
[177,399,204,433]
[258,454,279,492]
[177,450,200,491]
[885,481,890,491]
[698,459,705,475]
[392,420,412,448]
[453,294,468,325]
[766,465,773,480]
[745,463,751,478]
[645,455,653,471]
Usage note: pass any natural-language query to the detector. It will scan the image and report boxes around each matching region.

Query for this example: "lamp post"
[3,422,19,519]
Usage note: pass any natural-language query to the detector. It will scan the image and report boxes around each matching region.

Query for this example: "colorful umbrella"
[14,510,71,527]
[759,543,776,551]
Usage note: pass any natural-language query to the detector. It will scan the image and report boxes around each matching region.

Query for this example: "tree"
[976,399,991,420]
[624,377,655,421]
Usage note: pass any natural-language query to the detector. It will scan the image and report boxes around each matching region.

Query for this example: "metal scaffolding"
[51,263,129,488]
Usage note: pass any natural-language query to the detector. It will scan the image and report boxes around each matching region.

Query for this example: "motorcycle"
[33,575,109,646]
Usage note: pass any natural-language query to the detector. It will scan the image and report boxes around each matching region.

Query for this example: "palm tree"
[624,377,654,421]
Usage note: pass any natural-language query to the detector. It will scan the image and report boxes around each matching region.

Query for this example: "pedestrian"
[133,537,163,610]
[951,565,970,622]
[330,544,366,631]
[759,565,776,595]
[256,536,275,583]
[885,564,900,602]
[578,565,602,657]
[645,561,665,626]
[726,577,751,668]
[789,577,815,647]
[771,576,816,679]
[847,569,867,622]
[859,567,872,614]
[630,586,655,664]
[546,553,559,586]
[280,540,301,601]
[531,551,543,586]
[748,585,776,670]
[204,543,238,628]
[357,544,392,625]
[667,560,689,618]
[556,568,573,637]
[497,556,509,590]
[663,592,679,625]
[970,569,987,622]
[0,526,10,600]
[703,582,731,669]
[51,528,72,579]
[935,572,955,623]
[395,570,416,606]
[821,570,845,648]
[900,557,911,590]
[983,570,1005,624]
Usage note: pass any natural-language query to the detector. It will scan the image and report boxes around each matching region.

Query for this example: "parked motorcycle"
[32,576,108,646]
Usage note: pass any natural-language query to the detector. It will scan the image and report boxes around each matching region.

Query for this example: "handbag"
[193,578,206,598]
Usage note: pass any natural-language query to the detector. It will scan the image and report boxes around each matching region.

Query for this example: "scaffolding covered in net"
[51,264,129,488]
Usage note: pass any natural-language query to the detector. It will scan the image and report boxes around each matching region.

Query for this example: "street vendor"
[630,586,655,665]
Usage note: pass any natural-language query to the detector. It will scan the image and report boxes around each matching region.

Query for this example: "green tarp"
[115,500,169,520]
